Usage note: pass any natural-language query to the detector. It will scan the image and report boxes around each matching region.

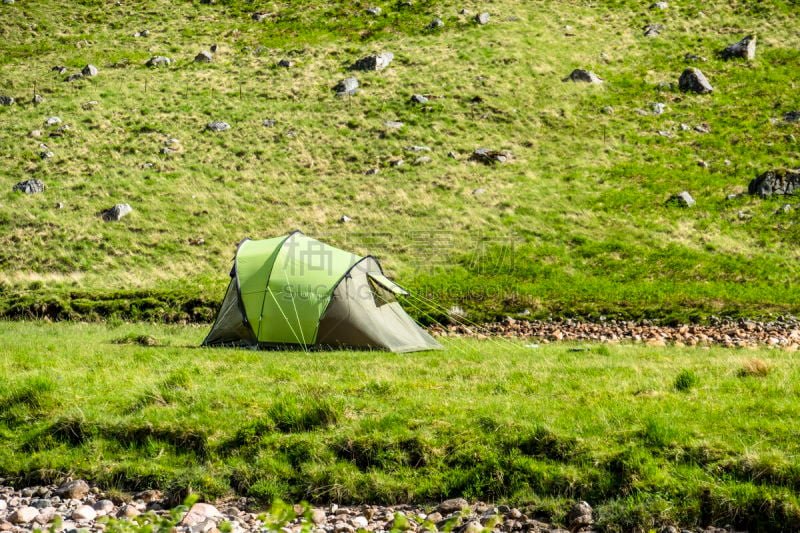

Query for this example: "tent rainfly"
[203,231,442,352]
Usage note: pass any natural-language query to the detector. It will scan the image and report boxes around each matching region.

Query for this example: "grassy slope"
[0,0,799,322]
[3,321,800,531]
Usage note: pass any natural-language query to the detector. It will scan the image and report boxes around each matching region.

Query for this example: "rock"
[643,24,663,36]
[462,521,483,533]
[658,527,679,533]
[52,65,68,74]
[206,121,231,132]
[161,147,177,155]
[262,119,276,127]
[568,501,593,530]
[82,64,98,76]
[339,215,352,223]
[684,53,707,62]
[44,116,62,126]
[721,35,756,60]
[657,130,673,138]
[311,509,327,525]
[651,1,668,8]
[30,498,51,509]
[784,111,800,123]
[694,124,711,133]
[180,503,224,527]
[650,102,665,115]
[334,77,359,97]
[447,151,457,158]
[563,69,603,83]
[667,191,695,207]
[93,500,115,516]
[414,156,431,165]
[472,188,486,195]
[117,504,140,518]
[406,145,431,152]
[428,18,444,29]
[194,51,213,63]
[469,148,512,163]
[146,55,172,67]
[56,480,90,499]
[475,12,490,24]
[0,521,11,531]
[437,498,469,515]
[72,505,97,521]
[252,12,269,21]
[0,95,14,106]
[13,178,45,194]
[351,52,394,71]
[33,507,55,524]
[365,7,381,15]
[101,203,132,222]
[678,67,713,94]
[748,169,800,197]
[82,100,99,110]
[66,72,84,82]
[40,151,54,159]
[134,29,150,37]
[410,94,429,103]
[9,507,39,524]
[33,94,44,104]
[351,516,369,529]
[384,121,403,128]
[30,130,42,136]
[210,44,218,53]
[277,59,293,67]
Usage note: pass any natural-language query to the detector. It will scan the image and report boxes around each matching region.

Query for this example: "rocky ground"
[432,317,800,349]
[0,480,739,533]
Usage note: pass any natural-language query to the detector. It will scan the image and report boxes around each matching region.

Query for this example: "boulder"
[748,169,800,197]
[334,77,359,96]
[436,498,469,515]
[469,148,512,164]
[9,507,39,524]
[180,503,223,527]
[277,59,293,67]
[66,73,84,82]
[428,18,444,29]
[45,116,62,126]
[194,51,213,63]
[33,94,44,104]
[721,35,756,60]
[252,12,269,21]
[567,501,593,530]
[563,69,602,83]
[72,505,97,521]
[101,203,133,222]
[784,111,800,123]
[55,480,90,499]
[81,64,98,76]
[146,55,172,67]
[410,94,429,103]
[678,67,712,93]
[351,52,393,71]
[667,191,695,207]
[0,95,14,106]
[206,121,231,132]
[475,12,490,24]
[365,7,381,15]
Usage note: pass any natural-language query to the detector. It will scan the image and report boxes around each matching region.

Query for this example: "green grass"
[3,321,800,531]
[0,0,799,322]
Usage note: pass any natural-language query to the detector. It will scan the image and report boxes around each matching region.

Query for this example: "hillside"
[1,0,799,322]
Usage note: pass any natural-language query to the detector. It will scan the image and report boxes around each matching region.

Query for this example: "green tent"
[203,231,442,352]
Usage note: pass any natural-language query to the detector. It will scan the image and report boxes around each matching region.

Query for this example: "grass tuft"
[673,369,700,392]
[738,358,770,378]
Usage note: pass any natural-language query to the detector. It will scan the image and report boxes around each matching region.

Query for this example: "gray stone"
[252,12,269,21]
[66,73,84,82]
[33,94,44,104]
[311,509,327,525]
[721,35,756,60]
[643,24,663,36]
[436,498,469,515]
[365,7,381,15]
[40,151,54,159]
[30,499,52,509]
[447,151,457,158]
[410,94,428,103]
[52,65,68,74]
[694,124,710,133]
[134,29,150,37]
[11,178,44,194]
[684,53,707,62]
[146,55,172,67]
[748,169,800,197]
[406,145,431,152]
[462,521,483,533]
[469,148,512,163]
[161,147,177,155]
[206,121,231,132]
[601,105,614,114]
[351,52,394,71]
[563,69,602,83]
[0,95,14,106]
[82,100,99,110]
[101,203,133,222]
[45,116,62,126]
[194,51,213,63]
[657,130,673,138]
[667,191,695,207]
[650,1,668,8]
[384,121,403,128]
[33,507,55,524]
[93,500,115,516]
[350,516,368,530]
[679,67,713,94]
[650,102,666,115]
[414,156,431,164]
[334,77,359,96]
[568,501,593,530]
[262,119,276,127]
[784,111,800,123]
[9,507,39,524]
[72,505,97,521]
[472,188,486,195]
[81,64,98,76]
[180,503,223,527]
[658,527,679,533]
[428,17,444,29]
[277,59,293,67]
[475,12,490,24]
[117,504,140,518]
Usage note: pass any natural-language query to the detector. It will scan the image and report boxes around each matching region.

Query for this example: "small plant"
[738,358,770,378]
[673,369,699,392]
[112,333,160,346]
